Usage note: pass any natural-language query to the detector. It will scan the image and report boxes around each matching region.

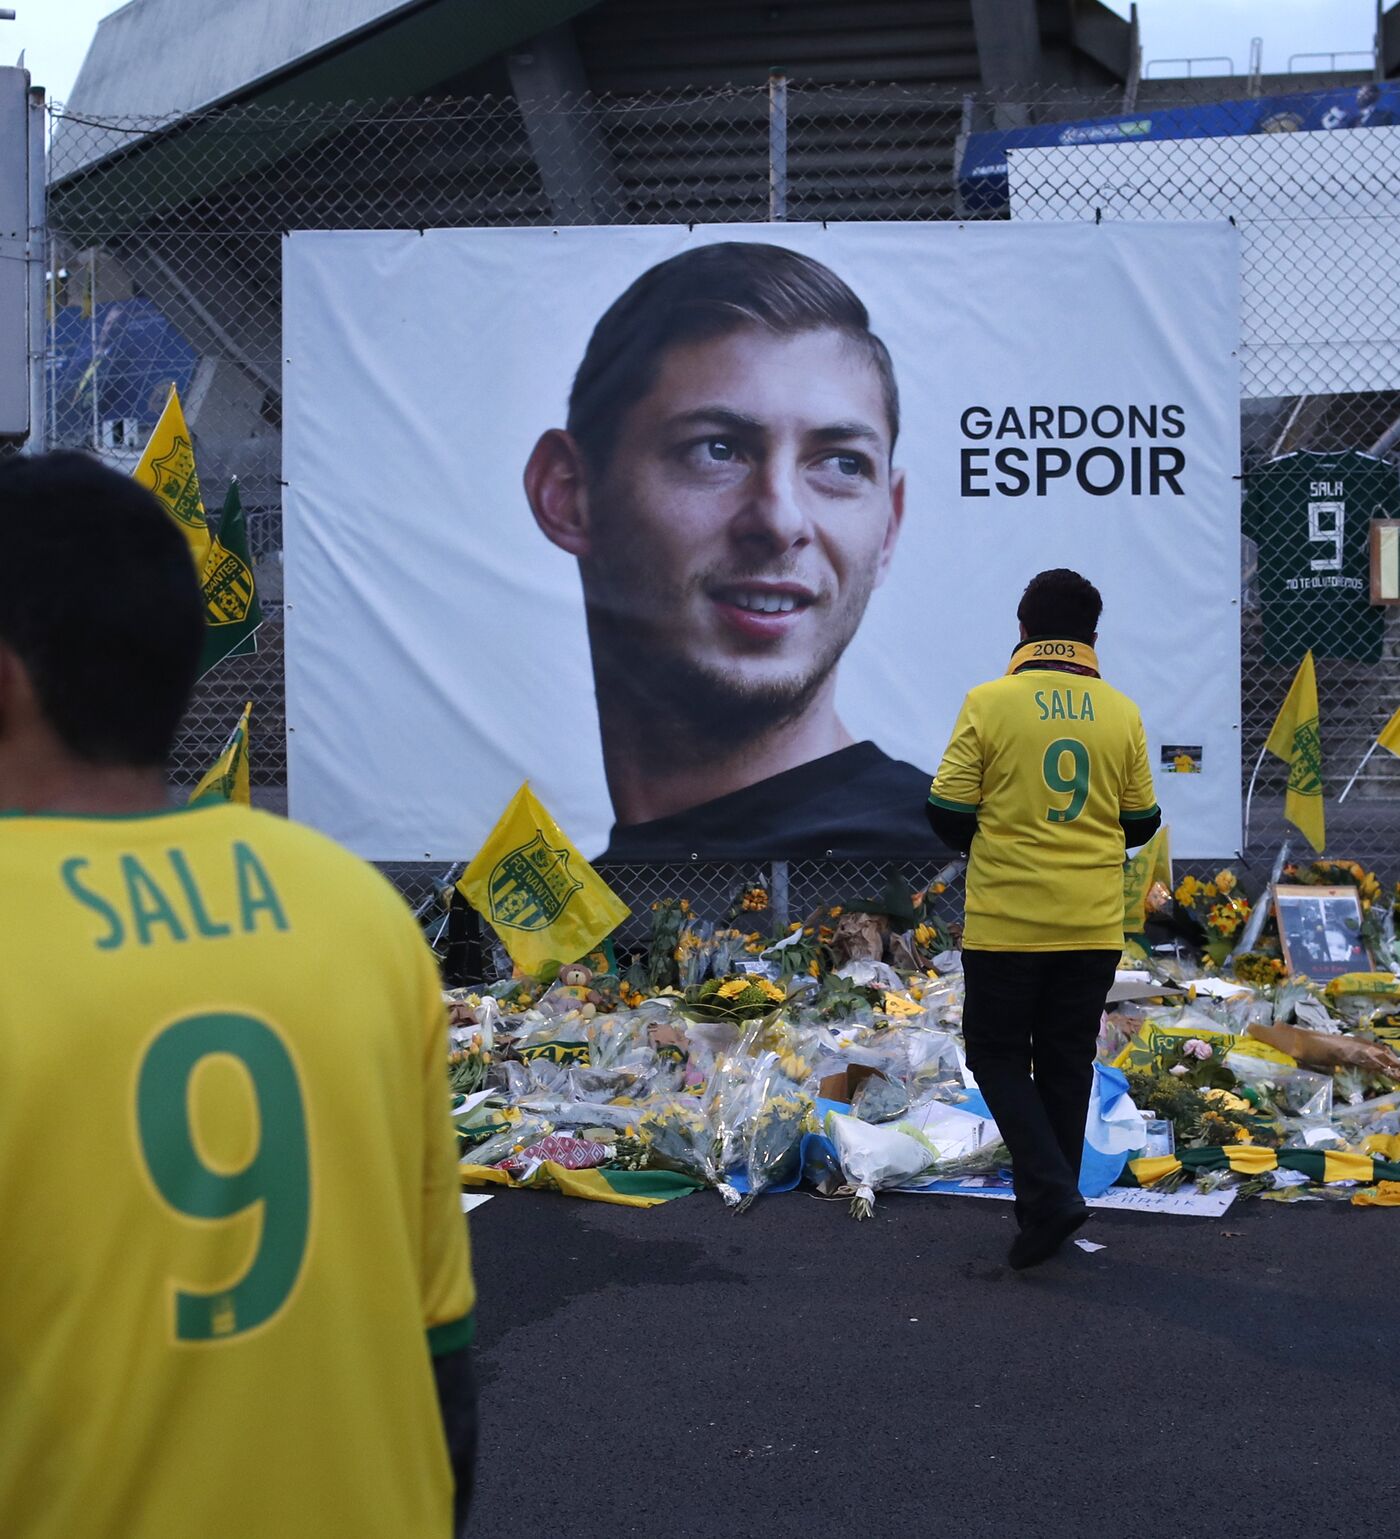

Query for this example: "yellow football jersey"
[0,803,474,1539]
[929,655,1158,950]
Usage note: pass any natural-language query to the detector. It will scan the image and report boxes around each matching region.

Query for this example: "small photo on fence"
[1271,884,1370,982]
[1161,744,1204,774]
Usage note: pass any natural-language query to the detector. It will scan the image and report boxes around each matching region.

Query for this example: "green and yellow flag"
[1265,650,1325,853]
[133,387,261,677]
[457,783,629,975]
[203,478,263,668]
[1377,703,1400,760]
[1122,823,1172,934]
[188,702,252,806]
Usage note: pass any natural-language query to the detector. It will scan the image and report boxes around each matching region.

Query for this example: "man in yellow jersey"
[0,454,477,1537]
[926,569,1159,1269]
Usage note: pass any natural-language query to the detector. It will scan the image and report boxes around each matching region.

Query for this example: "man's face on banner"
[577,325,904,721]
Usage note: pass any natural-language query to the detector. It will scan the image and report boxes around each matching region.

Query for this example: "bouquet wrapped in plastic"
[636,1094,720,1186]
[735,1051,816,1212]
[825,1110,937,1219]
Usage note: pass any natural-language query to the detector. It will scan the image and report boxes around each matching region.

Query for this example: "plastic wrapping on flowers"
[735,1051,816,1213]
[440,854,1400,1211]
[825,1111,938,1219]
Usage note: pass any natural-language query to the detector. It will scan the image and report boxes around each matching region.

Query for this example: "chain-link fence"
[42,80,1400,936]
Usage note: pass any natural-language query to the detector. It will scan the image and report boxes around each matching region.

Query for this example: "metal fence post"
[768,68,787,221]
[769,860,790,933]
[24,85,44,453]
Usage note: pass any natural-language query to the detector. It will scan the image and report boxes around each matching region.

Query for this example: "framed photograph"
[1372,520,1400,604]
[1272,884,1371,981]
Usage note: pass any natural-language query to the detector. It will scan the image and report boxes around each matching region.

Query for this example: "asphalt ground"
[468,1188,1399,1539]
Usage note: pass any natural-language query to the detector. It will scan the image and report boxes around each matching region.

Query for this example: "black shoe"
[1008,1203,1088,1270]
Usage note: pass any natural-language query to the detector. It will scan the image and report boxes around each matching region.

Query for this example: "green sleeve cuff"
[1120,804,1161,821]
[927,791,979,814]
[427,1312,476,1356]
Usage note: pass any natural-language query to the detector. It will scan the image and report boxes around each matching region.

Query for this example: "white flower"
[1169,1064,1190,1077]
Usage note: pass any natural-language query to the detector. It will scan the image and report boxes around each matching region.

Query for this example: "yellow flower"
[717,978,749,999]
[914,923,935,946]
[808,960,821,977]
[829,906,844,917]
[1216,870,1237,894]
[931,882,948,896]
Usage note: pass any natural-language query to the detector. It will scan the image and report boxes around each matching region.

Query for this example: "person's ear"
[524,429,593,558]
[0,644,14,736]
[0,642,34,744]
[872,467,906,586]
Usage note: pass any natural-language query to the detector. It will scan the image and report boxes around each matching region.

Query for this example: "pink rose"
[1182,1039,1213,1061]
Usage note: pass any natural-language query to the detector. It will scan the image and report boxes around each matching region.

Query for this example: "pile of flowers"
[1174,870,1251,963]
[438,853,1400,1215]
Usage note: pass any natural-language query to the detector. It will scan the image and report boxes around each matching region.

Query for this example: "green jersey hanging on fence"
[1242,450,1397,665]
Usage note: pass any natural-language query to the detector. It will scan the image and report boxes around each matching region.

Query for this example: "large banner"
[283,221,1241,862]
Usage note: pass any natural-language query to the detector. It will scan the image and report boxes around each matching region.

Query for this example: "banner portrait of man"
[522,242,934,860]
[284,221,1242,862]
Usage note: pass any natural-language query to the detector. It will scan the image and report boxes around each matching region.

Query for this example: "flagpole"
[1337,739,1379,805]
[1241,739,1270,852]
[1227,837,1290,964]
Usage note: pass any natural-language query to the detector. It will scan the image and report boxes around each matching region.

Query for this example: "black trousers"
[961,948,1119,1226]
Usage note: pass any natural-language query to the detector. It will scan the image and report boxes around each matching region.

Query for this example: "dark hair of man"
[0,451,204,766]
[1017,568,1103,644]
[566,242,900,475]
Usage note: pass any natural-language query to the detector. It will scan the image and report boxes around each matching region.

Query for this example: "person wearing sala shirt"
[926,569,1160,1270]
[0,454,477,1539]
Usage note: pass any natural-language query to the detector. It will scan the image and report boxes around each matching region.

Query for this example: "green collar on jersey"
[0,803,221,821]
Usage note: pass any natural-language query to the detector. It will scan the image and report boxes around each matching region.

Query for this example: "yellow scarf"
[1006,639,1100,676]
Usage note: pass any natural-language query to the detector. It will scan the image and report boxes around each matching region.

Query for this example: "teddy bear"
[537,962,605,1018]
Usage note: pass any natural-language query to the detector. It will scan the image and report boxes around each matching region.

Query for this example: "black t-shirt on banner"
[595,741,939,863]
[1242,450,1398,665]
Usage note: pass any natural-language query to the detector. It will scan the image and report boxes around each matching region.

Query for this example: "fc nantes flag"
[133,387,262,676]
[1123,824,1171,933]
[188,702,252,806]
[458,783,629,974]
[1378,704,1400,761]
[1265,650,1325,853]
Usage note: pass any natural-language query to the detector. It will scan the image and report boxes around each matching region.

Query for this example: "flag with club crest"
[133,387,261,676]
[1264,651,1325,853]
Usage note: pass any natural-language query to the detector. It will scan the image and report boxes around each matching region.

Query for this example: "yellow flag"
[1377,704,1400,760]
[1123,823,1172,933]
[457,784,629,975]
[188,702,252,806]
[1265,651,1325,852]
[134,385,212,569]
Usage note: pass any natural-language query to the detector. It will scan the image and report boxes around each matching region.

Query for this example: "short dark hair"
[1017,568,1103,643]
[0,451,204,766]
[567,241,900,473]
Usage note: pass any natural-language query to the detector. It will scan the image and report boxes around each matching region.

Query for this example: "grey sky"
[2,0,1386,111]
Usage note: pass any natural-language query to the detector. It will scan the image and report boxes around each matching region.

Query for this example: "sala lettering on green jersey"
[59,841,290,949]
[1034,688,1095,723]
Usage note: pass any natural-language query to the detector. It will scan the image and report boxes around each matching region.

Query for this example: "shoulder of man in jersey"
[214,805,434,945]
